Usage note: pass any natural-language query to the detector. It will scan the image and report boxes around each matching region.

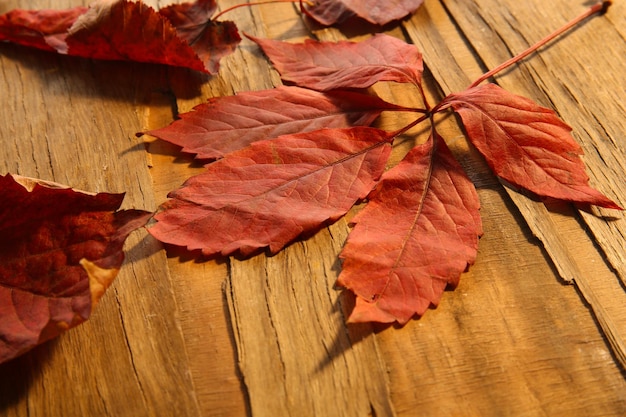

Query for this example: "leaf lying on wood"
[0,5,87,52]
[249,33,423,90]
[338,134,483,324]
[143,86,406,160]
[0,0,240,74]
[442,84,621,209]
[302,0,424,26]
[149,127,394,256]
[0,174,151,364]
[146,5,620,324]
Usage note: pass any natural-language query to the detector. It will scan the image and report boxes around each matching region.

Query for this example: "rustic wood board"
[1,1,625,416]
[405,0,626,368]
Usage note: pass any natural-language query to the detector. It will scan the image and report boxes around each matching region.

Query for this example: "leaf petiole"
[469,1,611,88]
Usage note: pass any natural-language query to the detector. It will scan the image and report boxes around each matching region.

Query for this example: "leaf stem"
[213,0,307,21]
[469,1,611,88]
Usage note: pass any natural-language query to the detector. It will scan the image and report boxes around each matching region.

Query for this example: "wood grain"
[0,2,201,415]
[408,0,626,368]
[227,227,396,417]
[1,1,626,416]
[0,2,216,416]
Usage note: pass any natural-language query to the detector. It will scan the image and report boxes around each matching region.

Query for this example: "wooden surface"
[1,0,626,416]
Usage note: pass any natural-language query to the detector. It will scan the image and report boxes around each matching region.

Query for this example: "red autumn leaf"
[159,0,218,37]
[249,33,423,91]
[0,174,151,364]
[149,127,394,256]
[144,86,405,160]
[157,0,240,74]
[338,134,483,324]
[0,6,86,52]
[302,0,424,26]
[63,0,204,72]
[0,0,240,74]
[443,84,621,209]
[300,0,354,26]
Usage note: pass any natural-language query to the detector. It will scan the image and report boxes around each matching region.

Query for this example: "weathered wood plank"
[440,0,626,277]
[142,91,248,416]
[369,4,626,414]
[227,226,396,417]
[211,2,397,416]
[233,0,626,415]
[407,0,626,367]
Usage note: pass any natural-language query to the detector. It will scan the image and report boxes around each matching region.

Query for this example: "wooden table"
[1,1,625,416]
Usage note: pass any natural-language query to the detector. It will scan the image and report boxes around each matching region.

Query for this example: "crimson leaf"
[0,0,240,74]
[149,127,394,256]
[302,0,425,26]
[338,134,483,324]
[443,84,621,209]
[146,29,619,327]
[144,86,405,160]
[0,174,151,364]
[0,5,86,52]
[249,33,423,91]
[157,0,240,74]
